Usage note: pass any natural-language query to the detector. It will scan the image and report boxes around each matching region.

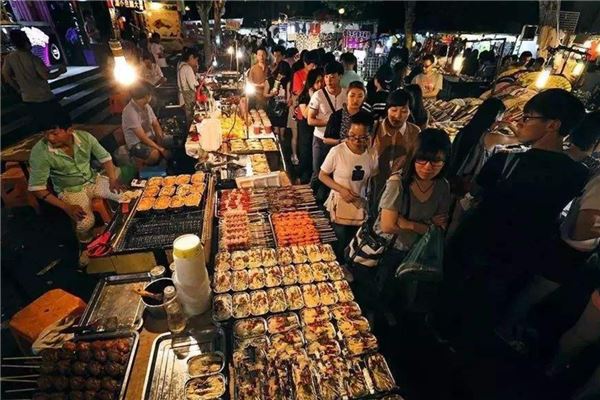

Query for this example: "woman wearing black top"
[296,68,324,184]
[405,84,429,130]
[324,81,369,145]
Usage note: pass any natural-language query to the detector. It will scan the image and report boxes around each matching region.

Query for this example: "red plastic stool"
[9,289,86,354]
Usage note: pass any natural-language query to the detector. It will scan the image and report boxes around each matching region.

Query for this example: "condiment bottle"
[163,286,187,334]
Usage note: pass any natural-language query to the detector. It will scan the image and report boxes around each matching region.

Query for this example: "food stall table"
[440,75,488,100]
[124,313,214,400]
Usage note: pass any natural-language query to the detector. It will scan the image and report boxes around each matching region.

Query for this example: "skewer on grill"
[1,356,41,361]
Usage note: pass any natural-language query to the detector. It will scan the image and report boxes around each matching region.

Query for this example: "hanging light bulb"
[109,39,137,86]
[215,35,221,46]
[535,68,551,89]
[572,61,585,76]
[236,49,243,59]
[227,46,234,55]
[212,58,218,67]
[338,8,345,15]
[452,53,464,73]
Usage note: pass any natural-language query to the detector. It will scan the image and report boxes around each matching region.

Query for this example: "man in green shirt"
[28,111,123,247]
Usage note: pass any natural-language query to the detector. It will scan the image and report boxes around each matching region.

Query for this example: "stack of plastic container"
[171,234,211,316]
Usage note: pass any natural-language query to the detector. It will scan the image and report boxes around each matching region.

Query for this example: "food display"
[249,154,270,174]
[34,337,134,400]
[187,353,224,377]
[248,268,266,290]
[185,374,226,400]
[271,211,335,248]
[213,294,232,321]
[367,353,396,392]
[228,139,278,154]
[264,266,282,287]
[250,290,269,316]
[232,293,251,319]
[334,280,355,303]
[219,211,250,251]
[260,139,277,152]
[234,317,267,339]
[302,284,321,308]
[285,285,305,310]
[267,313,300,334]
[139,173,206,213]
[266,288,287,313]
[220,114,246,140]
[213,271,231,293]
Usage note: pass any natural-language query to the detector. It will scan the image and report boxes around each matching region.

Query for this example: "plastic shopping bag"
[395,227,444,283]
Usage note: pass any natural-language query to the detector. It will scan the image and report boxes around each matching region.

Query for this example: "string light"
[535,68,551,89]
[227,46,234,55]
[236,49,243,59]
[338,8,345,15]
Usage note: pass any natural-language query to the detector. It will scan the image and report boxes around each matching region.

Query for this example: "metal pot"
[141,278,173,319]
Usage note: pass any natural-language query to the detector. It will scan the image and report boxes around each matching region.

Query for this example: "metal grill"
[119,211,204,252]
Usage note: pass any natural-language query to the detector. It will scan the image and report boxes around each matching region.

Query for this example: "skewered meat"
[82,391,97,400]
[54,376,70,391]
[77,349,93,362]
[69,376,86,391]
[85,378,101,391]
[96,390,114,400]
[37,376,54,391]
[68,391,84,400]
[57,359,72,375]
[41,349,59,362]
[72,361,87,376]
[75,342,91,352]
[104,361,124,377]
[107,350,125,364]
[63,341,77,352]
[87,361,104,376]
[91,341,104,351]
[94,350,107,362]
[116,339,130,353]
[40,362,55,374]
[101,377,119,392]
[58,348,75,360]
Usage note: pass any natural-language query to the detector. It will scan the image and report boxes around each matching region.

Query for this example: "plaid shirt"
[362,55,385,80]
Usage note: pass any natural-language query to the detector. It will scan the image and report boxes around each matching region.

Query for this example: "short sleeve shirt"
[177,62,198,91]
[122,99,158,148]
[320,142,378,198]
[308,88,347,139]
[340,70,363,88]
[374,178,451,250]
[561,174,600,251]
[28,130,111,194]
[2,50,54,102]
[412,72,443,95]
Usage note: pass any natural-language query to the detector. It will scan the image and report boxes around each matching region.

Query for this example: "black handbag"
[346,173,409,268]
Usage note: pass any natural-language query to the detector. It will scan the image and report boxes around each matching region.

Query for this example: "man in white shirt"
[340,52,363,88]
[141,52,166,86]
[308,61,347,202]
[411,54,443,99]
[2,29,67,131]
[149,32,167,68]
[177,48,200,125]
[122,84,171,168]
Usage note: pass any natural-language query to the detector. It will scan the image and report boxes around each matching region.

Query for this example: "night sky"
[184,1,599,34]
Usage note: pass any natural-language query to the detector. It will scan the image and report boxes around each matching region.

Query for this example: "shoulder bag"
[346,172,410,267]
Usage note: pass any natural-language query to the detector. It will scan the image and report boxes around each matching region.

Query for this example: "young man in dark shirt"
[443,89,588,340]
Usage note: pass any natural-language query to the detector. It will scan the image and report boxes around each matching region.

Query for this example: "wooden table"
[124,312,215,400]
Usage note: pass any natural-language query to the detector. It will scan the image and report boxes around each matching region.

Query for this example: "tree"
[537,0,560,58]
[213,0,225,42]
[404,1,416,50]
[196,0,213,68]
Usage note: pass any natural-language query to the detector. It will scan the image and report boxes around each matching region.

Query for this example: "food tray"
[217,212,275,251]
[215,186,317,217]
[269,210,337,247]
[142,327,226,400]
[73,330,139,400]
[79,273,151,331]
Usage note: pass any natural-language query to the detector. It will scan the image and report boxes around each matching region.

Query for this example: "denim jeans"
[310,136,331,204]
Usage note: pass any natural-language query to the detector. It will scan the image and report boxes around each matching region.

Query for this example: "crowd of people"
[242,43,600,398]
[9,27,599,397]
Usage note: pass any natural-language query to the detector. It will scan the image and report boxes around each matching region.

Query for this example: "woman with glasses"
[364,129,451,322]
[319,112,378,262]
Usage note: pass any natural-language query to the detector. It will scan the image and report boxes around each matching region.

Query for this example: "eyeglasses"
[348,135,369,142]
[415,159,445,167]
[521,115,546,122]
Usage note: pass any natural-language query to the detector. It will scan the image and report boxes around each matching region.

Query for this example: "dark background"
[183,1,600,34]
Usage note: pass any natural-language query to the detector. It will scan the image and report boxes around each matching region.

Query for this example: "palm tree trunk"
[404,1,416,50]
[196,1,213,68]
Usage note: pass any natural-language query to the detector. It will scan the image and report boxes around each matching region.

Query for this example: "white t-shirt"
[308,87,347,139]
[177,62,198,91]
[320,142,378,198]
[149,42,167,68]
[561,174,600,251]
